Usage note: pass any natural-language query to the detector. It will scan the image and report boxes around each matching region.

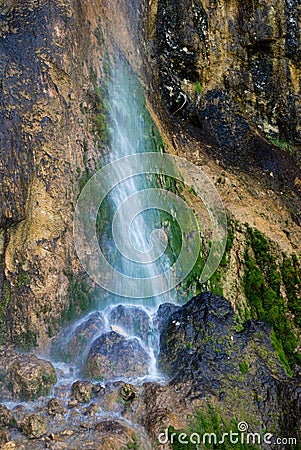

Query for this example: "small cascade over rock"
[52,53,181,386]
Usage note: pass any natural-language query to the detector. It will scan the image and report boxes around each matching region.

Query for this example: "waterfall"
[55,54,180,383]
[100,55,174,306]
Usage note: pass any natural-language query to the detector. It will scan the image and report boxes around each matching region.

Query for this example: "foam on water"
[52,55,180,385]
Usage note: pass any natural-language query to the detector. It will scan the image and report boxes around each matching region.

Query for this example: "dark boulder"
[159,291,301,441]
[108,305,152,344]
[153,302,180,334]
[84,331,150,381]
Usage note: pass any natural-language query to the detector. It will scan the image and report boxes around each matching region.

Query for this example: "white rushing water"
[54,55,180,384]
[103,56,174,304]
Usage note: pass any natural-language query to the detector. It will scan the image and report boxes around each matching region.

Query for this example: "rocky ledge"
[0,293,300,449]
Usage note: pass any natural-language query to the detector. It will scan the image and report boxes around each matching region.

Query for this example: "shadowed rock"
[84,331,150,380]
[108,305,152,344]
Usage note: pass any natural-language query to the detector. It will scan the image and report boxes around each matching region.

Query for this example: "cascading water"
[54,54,180,384]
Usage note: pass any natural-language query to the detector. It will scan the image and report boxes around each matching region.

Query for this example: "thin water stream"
[54,54,180,386]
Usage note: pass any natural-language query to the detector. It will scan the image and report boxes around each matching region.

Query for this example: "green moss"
[42,372,56,385]
[94,22,103,46]
[86,64,110,149]
[125,434,140,449]
[61,273,99,325]
[242,226,300,371]
[3,281,10,305]
[195,81,202,95]
[16,330,38,351]
[266,135,295,153]
[220,222,234,268]
[48,324,55,338]
[270,330,293,377]
[15,271,31,288]
[239,361,249,374]
[281,254,301,328]
[167,404,259,449]
[207,217,235,296]
[0,281,10,344]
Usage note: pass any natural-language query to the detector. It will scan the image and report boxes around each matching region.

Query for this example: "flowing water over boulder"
[108,305,152,344]
[64,312,106,362]
[153,302,180,335]
[84,331,151,381]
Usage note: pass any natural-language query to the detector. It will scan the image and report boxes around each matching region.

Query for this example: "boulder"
[94,420,139,449]
[84,331,150,380]
[0,348,57,401]
[71,381,94,403]
[66,312,105,361]
[0,405,14,427]
[0,430,10,445]
[159,291,301,442]
[20,414,46,439]
[108,305,152,344]
[47,398,65,416]
[119,383,137,402]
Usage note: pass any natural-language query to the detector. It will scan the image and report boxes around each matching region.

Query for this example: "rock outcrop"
[84,331,150,380]
[0,347,56,401]
[0,0,107,349]
[158,292,301,443]
[154,0,301,168]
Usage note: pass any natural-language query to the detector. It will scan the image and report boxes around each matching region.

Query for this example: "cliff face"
[154,0,301,165]
[0,0,300,356]
[0,0,108,349]
[0,1,300,447]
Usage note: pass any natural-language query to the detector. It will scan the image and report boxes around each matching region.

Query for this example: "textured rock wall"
[0,0,108,349]
[150,0,301,360]
[155,0,301,149]
[0,0,300,354]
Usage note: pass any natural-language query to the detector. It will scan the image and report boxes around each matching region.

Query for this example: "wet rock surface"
[159,292,301,443]
[108,304,152,344]
[71,381,94,404]
[0,0,107,350]
[0,348,57,401]
[47,399,65,417]
[154,0,301,197]
[62,312,106,362]
[84,331,151,380]
[153,302,180,334]
[19,414,47,439]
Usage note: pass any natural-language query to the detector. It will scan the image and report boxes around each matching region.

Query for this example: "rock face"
[159,292,301,442]
[155,0,301,169]
[153,302,180,335]
[108,305,152,344]
[0,348,56,401]
[0,0,107,349]
[84,331,150,380]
